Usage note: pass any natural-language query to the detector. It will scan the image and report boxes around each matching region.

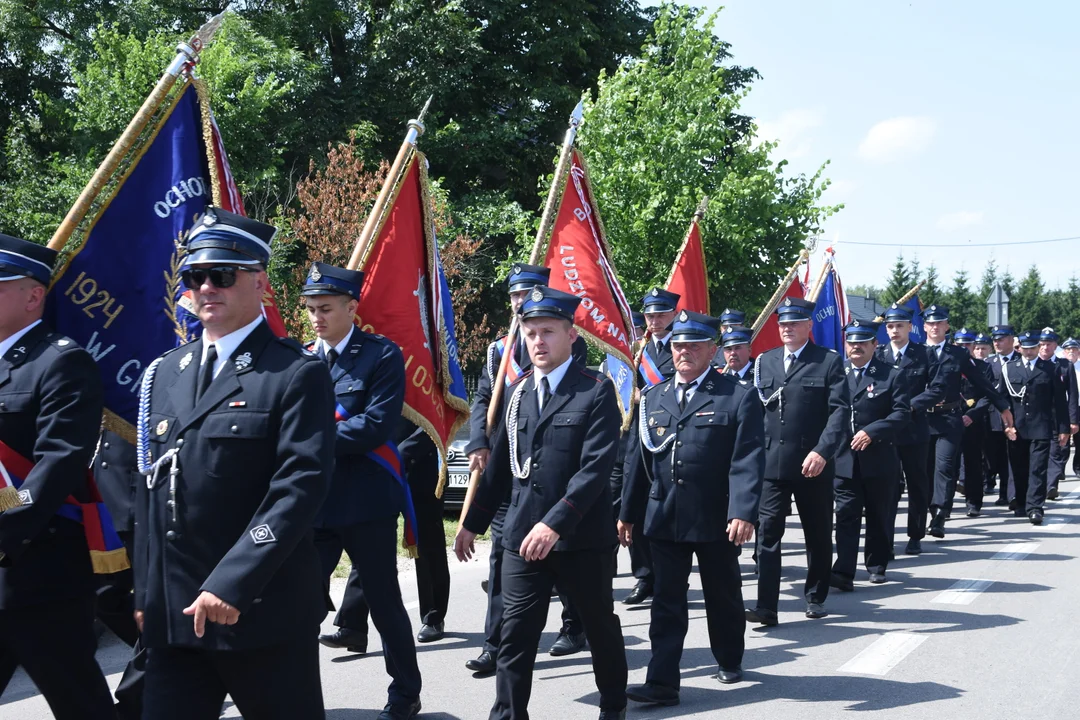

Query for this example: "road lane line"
[932,578,995,605]
[837,632,927,676]
[991,542,1040,560]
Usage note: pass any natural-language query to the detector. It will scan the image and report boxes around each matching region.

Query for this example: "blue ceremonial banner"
[877,295,925,345]
[432,239,469,408]
[811,268,844,354]
[48,84,211,429]
[605,353,635,416]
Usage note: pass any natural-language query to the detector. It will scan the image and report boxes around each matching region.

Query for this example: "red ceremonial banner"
[665,218,710,315]
[542,150,635,364]
[750,276,805,357]
[354,153,469,457]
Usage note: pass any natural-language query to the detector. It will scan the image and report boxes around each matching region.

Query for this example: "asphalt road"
[5,477,1080,719]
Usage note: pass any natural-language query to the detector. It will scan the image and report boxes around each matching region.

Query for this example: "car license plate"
[449,473,471,488]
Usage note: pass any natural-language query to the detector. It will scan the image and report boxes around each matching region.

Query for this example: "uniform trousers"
[959,420,987,510]
[834,455,897,579]
[646,537,743,689]
[1048,437,1070,493]
[893,442,930,540]
[491,548,627,719]
[755,474,834,611]
[628,524,654,590]
[0,597,115,720]
[142,637,323,719]
[985,430,1013,501]
[928,421,964,517]
[315,516,421,704]
[1008,438,1052,512]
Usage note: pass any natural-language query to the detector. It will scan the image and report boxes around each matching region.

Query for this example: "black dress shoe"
[417,622,444,643]
[715,665,743,684]
[318,628,367,654]
[905,538,922,555]
[1013,508,1026,518]
[598,710,626,720]
[481,579,489,593]
[1008,498,1019,511]
[868,572,887,584]
[1047,488,1060,500]
[1029,509,1044,525]
[993,497,1009,506]
[928,514,945,538]
[829,572,854,592]
[966,505,981,518]
[626,683,680,706]
[805,603,828,619]
[465,650,496,674]
[377,698,421,720]
[549,632,587,656]
[745,607,778,626]
[623,582,653,605]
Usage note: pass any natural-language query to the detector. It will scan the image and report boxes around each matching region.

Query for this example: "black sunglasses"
[180,266,257,290]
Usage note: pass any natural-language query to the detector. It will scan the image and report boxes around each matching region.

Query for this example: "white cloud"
[755,108,825,159]
[937,211,984,230]
[858,116,936,162]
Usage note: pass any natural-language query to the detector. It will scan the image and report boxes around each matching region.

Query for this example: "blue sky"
[694,0,1080,292]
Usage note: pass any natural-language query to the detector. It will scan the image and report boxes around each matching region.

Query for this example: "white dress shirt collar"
[201,315,265,378]
[534,354,574,407]
[892,341,910,358]
[675,366,712,402]
[318,327,354,358]
[0,319,42,359]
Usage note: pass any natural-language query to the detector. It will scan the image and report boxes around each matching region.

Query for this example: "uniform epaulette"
[578,367,605,384]
[275,335,318,359]
[43,332,80,353]
[509,369,534,387]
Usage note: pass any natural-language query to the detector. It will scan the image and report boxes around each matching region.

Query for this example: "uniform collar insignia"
[235,351,253,371]
[178,352,193,371]
[845,366,851,375]
[868,364,876,375]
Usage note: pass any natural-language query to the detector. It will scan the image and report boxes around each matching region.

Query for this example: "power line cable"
[840,235,1080,249]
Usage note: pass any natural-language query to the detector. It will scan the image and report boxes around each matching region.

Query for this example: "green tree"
[573,4,839,313]
[920,263,943,308]
[882,253,913,305]
[1010,265,1051,333]
[978,258,999,303]
[946,268,982,331]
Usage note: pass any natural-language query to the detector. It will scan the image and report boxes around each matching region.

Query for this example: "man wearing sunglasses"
[133,208,336,719]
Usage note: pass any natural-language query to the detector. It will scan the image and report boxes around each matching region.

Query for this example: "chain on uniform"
[753,353,784,415]
[999,356,1027,400]
[506,379,532,479]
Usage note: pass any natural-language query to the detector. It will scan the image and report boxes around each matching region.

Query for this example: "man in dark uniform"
[747,297,850,626]
[877,303,942,556]
[721,326,754,386]
[133,209,336,719]
[1062,338,1080,478]
[1038,328,1079,500]
[619,313,764,707]
[0,233,115,719]
[952,328,993,517]
[300,262,422,719]
[922,306,1012,539]
[714,308,747,369]
[986,325,1019,506]
[323,418,452,647]
[995,331,1069,524]
[830,320,910,591]
[455,285,628,720]
[463,263,589,674]
[621,287,681,605]
[972,332,997,494]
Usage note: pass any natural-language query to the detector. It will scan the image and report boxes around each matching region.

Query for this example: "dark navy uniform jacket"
[93,429,138,535]
[306,325,406,527]
[993,355,1069,441]
[986,353,1019,432]
[134,320,335,650]
[621,368,764,543]
[834,358,911,480]
[0,323,104,610]
[960,356,993,425]
[1049,356,1080,428]
[876,343,943,445]
[924,343,1010,434]
[466,332,588,455]
[464,362,621,552]
[755,342,850,480]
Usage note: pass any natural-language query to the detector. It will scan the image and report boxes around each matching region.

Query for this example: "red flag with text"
[750,276,806,357]
[542,149,635,418]
[354,153,470,460]
[665,218,709,314]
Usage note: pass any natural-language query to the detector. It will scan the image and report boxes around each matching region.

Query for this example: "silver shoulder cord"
[486,341,498,386]
[136,356,180,523]
[753,354,784,418]
[637,386,679,483]
[1000,358,1026,400]
[506,380,531,479]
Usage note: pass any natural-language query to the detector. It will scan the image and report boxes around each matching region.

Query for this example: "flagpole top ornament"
[570,100,584,129]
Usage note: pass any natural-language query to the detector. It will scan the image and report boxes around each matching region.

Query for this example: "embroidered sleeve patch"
[250,524,276,544]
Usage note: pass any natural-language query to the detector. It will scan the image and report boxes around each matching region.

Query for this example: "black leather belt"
[927,400,962,414]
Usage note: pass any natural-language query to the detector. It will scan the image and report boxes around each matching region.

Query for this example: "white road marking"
[991,542,1040,560]
[837,632,927,676]
[405,600,420,610]
[932,578,995,605]
[1043,516,1072,532]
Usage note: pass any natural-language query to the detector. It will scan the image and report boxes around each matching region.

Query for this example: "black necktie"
[539,377,551,411]
[656,340,665,355]
[326,348,339,369]
[197,344,217,402]
[854,367,864,383]
[678,381,697,410]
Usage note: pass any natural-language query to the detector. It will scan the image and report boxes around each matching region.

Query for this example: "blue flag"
[811,269,845,354]
[877,295,925,345]
[605,353,635,418]
[432,239,469,408]
[48,85,212,428]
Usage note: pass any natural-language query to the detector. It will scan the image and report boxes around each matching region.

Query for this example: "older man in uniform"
[831,320,910,591]
[133,209,335,719]
[455,285,627,720]
[299,262,422,719]
[995,331,1069,524]
[922,306,1013,538]
[619,313,763,706]
[952,328,994,517]
[747,297,850,626]
[463,263,589,674]
[721,326,754,386]
[986,325,1019,506]
[714,308,747,369]
[1038,328,1079,500]
[0,234,115,718]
